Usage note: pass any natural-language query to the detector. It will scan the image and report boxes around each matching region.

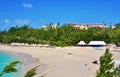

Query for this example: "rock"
[92,60,98,64]
[68,53,72,55]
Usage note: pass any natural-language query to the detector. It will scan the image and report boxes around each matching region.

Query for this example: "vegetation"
[0,61,20,77]
[0,61,44,77]
[96,48,120,77]
[96,48,114,77]
[0,23,120,47]
[24,66,44,77]
[24,66,38,77]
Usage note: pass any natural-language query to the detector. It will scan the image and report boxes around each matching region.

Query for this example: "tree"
[96,48,114,77]
[2,23,120,46]
[115,23,120,29]
[0,61,20,77]
[21,25,29,30]
[96,48,120,77]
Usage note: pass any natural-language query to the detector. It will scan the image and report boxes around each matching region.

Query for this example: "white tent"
[114,60,120,69]
[115,60,120,65]
[78,41,86,45]
[88,41,106,45]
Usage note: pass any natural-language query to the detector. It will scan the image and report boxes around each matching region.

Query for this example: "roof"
[88,41,106,45]
[70,23,106,29]
[78,41,86,45]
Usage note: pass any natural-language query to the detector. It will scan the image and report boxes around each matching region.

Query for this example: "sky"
[0,0,120,30]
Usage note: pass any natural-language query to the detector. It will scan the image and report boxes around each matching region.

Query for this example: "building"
[70,23,106,30]
[42,24,58,30]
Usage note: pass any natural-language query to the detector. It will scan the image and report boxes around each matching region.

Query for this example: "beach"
[0,45,120,77]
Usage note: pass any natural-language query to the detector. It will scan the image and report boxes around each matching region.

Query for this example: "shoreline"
[0,50,46,77]
[0,44,120,77]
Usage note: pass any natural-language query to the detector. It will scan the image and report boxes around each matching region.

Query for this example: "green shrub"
[0,61,20,77]
[53,41,68,47]
[96,48,120,77]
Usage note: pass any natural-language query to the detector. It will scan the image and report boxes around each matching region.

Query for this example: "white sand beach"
[1,45,120,77]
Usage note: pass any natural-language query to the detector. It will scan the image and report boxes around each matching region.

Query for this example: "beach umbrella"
[78,41,86,45]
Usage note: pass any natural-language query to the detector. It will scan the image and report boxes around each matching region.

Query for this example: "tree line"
[0,23,120,47]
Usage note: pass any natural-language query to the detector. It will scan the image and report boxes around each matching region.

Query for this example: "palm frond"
[1,61,20,74]
[24,66,39,77]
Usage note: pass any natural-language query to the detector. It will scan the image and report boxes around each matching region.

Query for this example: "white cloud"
[14,19,29,25]
[4,19,11,24]
[0,18,30,30]
[22,3,33,8]
[0,19,12,30]
[0,18,29,25]
[0,19,11,24]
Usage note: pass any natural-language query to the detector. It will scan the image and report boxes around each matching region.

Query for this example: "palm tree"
[0,61,44,77]
[24,66,44,77]
[24,66,38,77]
[0,61,20,77]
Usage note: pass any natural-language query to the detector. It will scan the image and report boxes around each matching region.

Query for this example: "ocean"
[0,51,22,77]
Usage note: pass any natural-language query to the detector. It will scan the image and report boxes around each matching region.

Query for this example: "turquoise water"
[0,51,22,77]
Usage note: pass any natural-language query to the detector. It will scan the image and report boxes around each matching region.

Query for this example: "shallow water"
[0,51,22,77]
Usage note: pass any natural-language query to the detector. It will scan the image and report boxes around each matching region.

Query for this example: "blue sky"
[0,0,120,30]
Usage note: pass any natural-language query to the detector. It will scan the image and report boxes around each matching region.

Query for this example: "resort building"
[42,24,58,30]
[70,23,106,30]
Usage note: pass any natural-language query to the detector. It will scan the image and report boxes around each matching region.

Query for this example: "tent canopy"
[88,41,106,45]
[78,41,86,45]
[115,60,120,65]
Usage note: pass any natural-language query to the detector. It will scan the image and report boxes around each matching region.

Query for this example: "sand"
[1,45,120,77]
